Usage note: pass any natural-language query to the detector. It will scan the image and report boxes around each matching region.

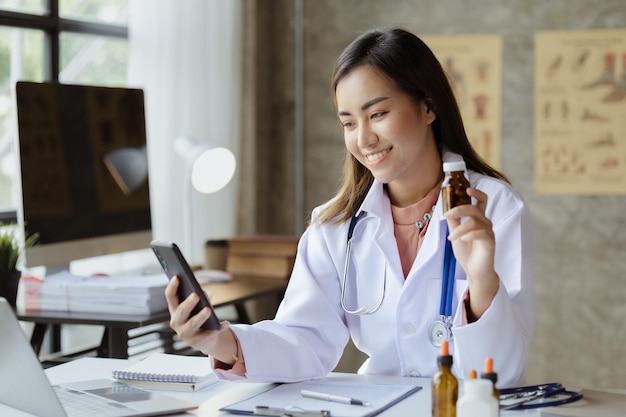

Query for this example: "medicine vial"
[480,357,500,401]
[442,161,471,213]
[457,378,499,417]
[431,340,458,417]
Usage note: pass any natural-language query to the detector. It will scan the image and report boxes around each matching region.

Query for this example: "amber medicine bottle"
[432,340,458,417]
[442,161,471,213]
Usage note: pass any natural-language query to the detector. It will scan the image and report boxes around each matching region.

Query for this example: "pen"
[254,405,331,417]
[300,389,372,406]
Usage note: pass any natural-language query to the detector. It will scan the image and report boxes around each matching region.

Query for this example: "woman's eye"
[341,121,355,128]
[371,111,386,119]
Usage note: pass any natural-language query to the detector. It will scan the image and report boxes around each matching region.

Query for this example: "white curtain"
[128,0,242,264]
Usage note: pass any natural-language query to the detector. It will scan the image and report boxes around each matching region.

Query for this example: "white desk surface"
[42,357,622,417]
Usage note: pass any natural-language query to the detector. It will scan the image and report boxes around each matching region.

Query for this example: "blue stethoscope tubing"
[427,227,455,346]
[341,211,456,340]
[441,230,455,318]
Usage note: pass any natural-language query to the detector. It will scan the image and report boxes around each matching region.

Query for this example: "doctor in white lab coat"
[165,28,535,388]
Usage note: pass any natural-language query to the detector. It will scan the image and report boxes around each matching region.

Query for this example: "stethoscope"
[340,212,386,316]
[340,211,457,347]
[499,383,583,410]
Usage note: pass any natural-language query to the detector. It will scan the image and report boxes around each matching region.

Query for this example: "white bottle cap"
[443,161,466,173]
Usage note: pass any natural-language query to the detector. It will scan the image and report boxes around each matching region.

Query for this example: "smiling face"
[335,64,442,207]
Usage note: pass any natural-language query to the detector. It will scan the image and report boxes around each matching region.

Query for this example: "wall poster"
[535,29,626,194]
[422,34,503,169]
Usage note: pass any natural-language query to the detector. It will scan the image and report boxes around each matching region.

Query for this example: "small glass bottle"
[442,161,471,213]
[432,340,458,417]
[457,378,499,417]
[480,357,500,401]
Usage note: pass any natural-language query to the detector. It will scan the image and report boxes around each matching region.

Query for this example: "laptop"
[0,298,197,417]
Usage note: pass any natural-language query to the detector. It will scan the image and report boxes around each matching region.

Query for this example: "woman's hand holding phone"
[165,276,239,364]
[153,240,239,363]
[165,276,220,352]
[151,241,221,330]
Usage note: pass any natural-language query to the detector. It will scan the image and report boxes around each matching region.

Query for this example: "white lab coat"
[226,151,535,387]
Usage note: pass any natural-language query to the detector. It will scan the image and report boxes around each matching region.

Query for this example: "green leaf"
[0,222,39,272]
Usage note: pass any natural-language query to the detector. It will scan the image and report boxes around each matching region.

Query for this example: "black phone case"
[151,240,221,330]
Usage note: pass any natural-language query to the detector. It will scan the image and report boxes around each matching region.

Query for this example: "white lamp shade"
[191,147,236,193]
[174,135,236,194]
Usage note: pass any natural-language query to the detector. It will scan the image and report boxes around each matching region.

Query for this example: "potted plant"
[0,221,38,306]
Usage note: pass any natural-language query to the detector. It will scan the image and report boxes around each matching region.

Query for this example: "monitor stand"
[44,263,72,277]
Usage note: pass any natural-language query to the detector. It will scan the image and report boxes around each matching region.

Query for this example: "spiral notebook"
[112,353,219,391]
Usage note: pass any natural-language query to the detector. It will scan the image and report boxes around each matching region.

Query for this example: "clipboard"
[220,378,422,417]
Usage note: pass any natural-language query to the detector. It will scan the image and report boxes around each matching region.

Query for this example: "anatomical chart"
[535,29,626,194]
[423,34,503,169]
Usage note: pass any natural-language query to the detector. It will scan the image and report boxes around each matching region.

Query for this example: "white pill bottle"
[457,378,499,417]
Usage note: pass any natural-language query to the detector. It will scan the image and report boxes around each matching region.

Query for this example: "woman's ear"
[424,99,437,125]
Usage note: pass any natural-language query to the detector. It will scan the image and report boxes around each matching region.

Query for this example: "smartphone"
[151,240,221,330]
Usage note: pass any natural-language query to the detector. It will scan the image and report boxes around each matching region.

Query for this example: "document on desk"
[220,378,421,417]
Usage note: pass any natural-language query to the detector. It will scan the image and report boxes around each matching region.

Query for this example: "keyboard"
[54,386,132,417]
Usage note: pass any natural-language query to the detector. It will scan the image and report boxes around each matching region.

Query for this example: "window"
[0,0,128,219]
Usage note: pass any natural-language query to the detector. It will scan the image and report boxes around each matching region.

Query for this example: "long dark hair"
[317,28,508,225]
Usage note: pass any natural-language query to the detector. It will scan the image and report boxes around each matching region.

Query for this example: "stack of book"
[22,272,81,311]
[225,235,299,279]
[22,271,169,314]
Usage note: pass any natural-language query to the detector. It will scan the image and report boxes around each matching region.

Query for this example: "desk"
[41,358,625,417]
[44,358,432,417]
[17,276,287,360]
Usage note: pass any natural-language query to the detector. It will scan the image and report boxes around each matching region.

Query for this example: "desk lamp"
[174,135,236,257]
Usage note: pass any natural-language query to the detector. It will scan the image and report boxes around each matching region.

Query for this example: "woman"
[166,28,534,387]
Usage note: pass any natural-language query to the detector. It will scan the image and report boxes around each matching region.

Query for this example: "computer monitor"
[15,81,152,274]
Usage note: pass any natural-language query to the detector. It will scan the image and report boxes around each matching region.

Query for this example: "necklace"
[390,175,443,233]
[393,205,436,231]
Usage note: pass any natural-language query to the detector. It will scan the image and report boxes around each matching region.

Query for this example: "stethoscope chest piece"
[428,318,451,347]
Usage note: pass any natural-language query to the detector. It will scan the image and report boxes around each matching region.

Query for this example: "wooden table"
[17,276,287,360]
[202,275,287,323]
